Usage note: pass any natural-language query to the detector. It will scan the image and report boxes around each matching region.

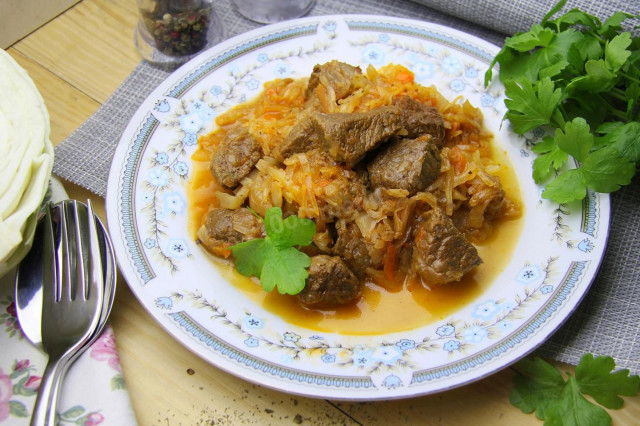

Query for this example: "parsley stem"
[554,105,568,128]
[609,107,629,121]
[586,29,606,45]
[608,87,627,102]
[619,71,640,85]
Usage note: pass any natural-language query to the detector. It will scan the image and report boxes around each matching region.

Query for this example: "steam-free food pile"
[192,61,521,310]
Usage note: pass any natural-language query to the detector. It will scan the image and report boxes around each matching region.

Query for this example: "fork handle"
[30,352,69,426]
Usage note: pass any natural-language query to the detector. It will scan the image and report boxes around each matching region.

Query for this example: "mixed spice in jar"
[139,0,213,57]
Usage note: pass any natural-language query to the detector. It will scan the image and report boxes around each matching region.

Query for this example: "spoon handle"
[44,342,94,426]
[30,352,70,426]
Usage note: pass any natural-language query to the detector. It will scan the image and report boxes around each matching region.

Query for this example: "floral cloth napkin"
[0,179,137,426]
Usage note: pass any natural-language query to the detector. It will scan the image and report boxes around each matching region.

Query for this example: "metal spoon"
[15,200,116,348]
[15,200,116,423]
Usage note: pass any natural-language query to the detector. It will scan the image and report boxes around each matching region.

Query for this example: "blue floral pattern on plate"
[106,15,609,400]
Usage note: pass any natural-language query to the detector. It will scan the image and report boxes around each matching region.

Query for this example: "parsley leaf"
[555,117,592,162]
[505,24,556,51]
[265,206,316,248]
[532,136,568,183]
[485,0,640,203]
[597,121,640,162]
[260,246,312,293]
[580,146,636,193]
[576,354,640,409]
[510,357,566,419]
[541,168,587,203]
[511,355,640,426]
[229,207,316,295]
[504,78,564,133]
[605,32,632,72]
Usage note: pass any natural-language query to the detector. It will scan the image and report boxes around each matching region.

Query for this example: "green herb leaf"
[598,122,640,162]
[581,146,635,193]
[511,355,640,426]
[545,376,612,426]
[265,207,316,248]
[510,357,565,419]
[566,60,618,94]
[576,354,640,409]
[549,9,600,31]
[532,136,569,182]
[229,207,316,295]
[504,78,563,134]
[605,32,632,72]
[541,168,586,202]
[260,246,311,294]
[504,25,556,51]
[231,238,270,278]
[555,117,593,162]
[600,12,636,38]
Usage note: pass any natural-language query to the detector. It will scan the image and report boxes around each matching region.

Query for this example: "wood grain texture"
[7,0,640,424]
[13,0,139,103]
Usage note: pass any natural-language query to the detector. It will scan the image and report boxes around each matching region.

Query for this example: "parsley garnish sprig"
[485,0,640,203]
[511,355,640,426]
[229,207,316,295]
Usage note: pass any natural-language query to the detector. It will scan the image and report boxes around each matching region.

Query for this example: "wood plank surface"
[5,0,639,424]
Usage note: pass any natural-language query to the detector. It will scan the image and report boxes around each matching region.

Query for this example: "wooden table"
[5,0,639,424]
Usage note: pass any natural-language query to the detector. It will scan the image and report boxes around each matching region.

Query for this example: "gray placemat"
[410,0,638,36]
[53,0,640,374]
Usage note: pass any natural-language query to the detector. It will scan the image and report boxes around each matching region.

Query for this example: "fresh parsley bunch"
[484,0,640,203]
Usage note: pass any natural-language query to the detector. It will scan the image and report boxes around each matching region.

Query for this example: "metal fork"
[31,200,105,426]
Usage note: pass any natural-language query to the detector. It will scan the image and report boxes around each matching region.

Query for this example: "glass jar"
[134,0,224,69]
[231,0,316,24]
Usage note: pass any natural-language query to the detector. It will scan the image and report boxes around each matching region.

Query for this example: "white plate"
[106,15,609,400]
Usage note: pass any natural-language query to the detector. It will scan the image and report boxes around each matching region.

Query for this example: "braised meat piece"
[367,136,441,195]
[333,219,380,278]
[277,106,402,165]
[273,112,321,161]
[197,208,264,255]
[393,95,446,147]
[210,126,261,188]
[305,61,362,101]
[297,255,361,308]
[313,106,402,166]
[411,208,482,285]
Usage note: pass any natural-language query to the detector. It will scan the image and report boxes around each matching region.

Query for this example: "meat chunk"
[277,106,402,165]
[367,136,441,195]
[411,208,482,285]
[313,106,402,166]
[273,112,321,161]
[305,61,362,101]
[197,208,264,256]
[393,96,446,147]
[297,255,361,308]
[332,219,379,278]
[210,126,261,188]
